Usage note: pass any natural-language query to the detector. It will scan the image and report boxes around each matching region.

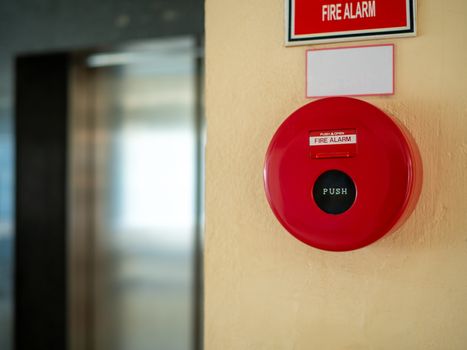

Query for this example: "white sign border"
[285,0,417,46]
[305,43,395,98]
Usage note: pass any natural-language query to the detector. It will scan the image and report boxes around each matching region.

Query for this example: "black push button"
[313,170,356,215]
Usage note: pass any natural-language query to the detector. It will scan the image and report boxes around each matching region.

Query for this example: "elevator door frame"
[68,40,204,350]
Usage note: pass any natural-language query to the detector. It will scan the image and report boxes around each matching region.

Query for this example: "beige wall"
[205,0,467,349]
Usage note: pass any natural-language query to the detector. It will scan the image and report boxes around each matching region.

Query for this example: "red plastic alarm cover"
[264,97,422,251]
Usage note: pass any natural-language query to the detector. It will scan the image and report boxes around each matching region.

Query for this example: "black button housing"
[313,170,356,215]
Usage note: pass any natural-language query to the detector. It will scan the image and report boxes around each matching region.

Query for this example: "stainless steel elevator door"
[69,38,202,350]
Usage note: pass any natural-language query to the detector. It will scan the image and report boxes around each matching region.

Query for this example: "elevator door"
[69,38,203,350]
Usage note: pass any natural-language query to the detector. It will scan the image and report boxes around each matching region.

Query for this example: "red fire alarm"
[264,97,422,251]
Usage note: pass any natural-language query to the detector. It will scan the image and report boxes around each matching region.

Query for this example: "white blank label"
[306,45,394,97]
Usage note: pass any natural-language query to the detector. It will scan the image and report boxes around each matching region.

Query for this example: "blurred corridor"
[0,1,204,350]
[67,39,204,350]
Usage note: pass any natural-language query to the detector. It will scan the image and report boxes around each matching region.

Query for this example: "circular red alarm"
[264,97,422,251]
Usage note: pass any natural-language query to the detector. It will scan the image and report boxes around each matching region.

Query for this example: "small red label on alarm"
[309,129,357,158]
[310,129,357,146]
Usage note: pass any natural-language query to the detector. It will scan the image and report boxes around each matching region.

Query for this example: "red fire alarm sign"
[286,0,416,45]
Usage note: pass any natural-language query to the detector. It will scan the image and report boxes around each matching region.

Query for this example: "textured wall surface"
[205,0,467,349]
